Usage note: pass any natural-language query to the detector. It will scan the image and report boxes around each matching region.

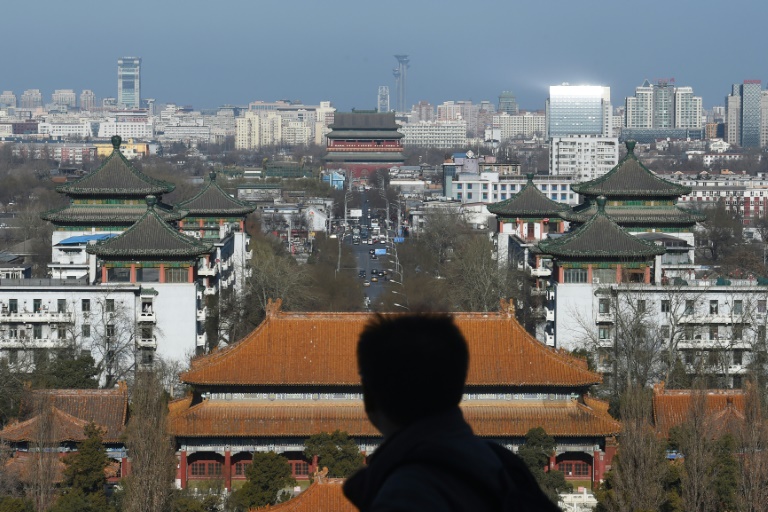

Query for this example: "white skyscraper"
[377,86,390,113]
[546,85,612,139]
[117,56,141,109]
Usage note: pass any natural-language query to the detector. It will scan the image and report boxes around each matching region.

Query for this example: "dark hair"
[357,314,469,426]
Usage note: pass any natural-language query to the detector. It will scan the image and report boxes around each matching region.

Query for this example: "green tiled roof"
[329,112,400,130]
[57,136,175,197]
[488,174,569,218]
[87,196,211,258]
[561,202,705,225]
[177,172,256,216]
[539,197,666,259]
[326,130,404,139]
[571,141,691,198]
[41,202,186,225]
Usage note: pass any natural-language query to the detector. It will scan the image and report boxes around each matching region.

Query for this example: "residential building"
[664,171,768,223]
[234,101,335,149]
[493,112,546,141]
[20,89,43,109]
[117,57,141,109]
[546,85,612,139]
[549,136,619,181]
[51,89,76,109]
[437,101,481,135]
[80,90,96,111]
[168,300,619,490]
[0,91,16,108]
[409,101,435,123]
[399,120,467,148]
[623,80,704,142]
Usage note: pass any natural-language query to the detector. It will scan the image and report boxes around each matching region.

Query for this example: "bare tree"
[598,386,667,512]
[737,383,768,512]
[121,370,177,512]
[26,394,57,512]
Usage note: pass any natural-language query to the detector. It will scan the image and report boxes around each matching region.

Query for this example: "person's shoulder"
[370,464,455,512]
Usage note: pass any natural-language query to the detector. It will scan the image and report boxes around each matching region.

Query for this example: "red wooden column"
[615,265,622,283]
[121,456,131,478]
[587,265,593,284]
[224,450,232,491]
[188,266,194,283]
[101,266,108,282]
[557,266,564,284]
[644,266,651,284]
[593,450,604,484]
[159,264,166,283]
[130,264,136,283]
[179,450,188,489]
[548,453,556,472]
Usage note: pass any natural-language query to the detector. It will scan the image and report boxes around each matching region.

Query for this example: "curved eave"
[41,207,187,224]
[324,153,405,163]
[56,151,175,196]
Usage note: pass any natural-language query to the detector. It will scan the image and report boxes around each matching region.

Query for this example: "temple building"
[0,385,130,485]
[324,111,404,183]
[0,136,253,375]
[168,300,619,492]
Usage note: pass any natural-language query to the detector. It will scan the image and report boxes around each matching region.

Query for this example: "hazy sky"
[2,0,765,112]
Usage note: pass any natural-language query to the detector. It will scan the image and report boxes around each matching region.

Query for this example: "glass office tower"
[547,85,611,138]
[117,57,141,109]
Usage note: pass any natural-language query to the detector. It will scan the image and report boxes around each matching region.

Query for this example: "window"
[33,325,42,339]
[709,325,719,340]
[82,324,90,338]
[141,348,153,365]
[685,300,694,315]
[106,324,115,338]
[81,299,90,312]
[598,327,611,340]
[564,269,588,283]
[292,461,310,476]
[207,463,222,477]
[733,300,743,315]
[105,299,115,313]
[598,299,610,314]
[33,299,42,312]
[58,327,67,340]
[107,268,130,282]
[710,300,719,314]
[165,267,188,283]
[234,462,250,476]
[733,350,743,365]
[559,461,589,477]
[190,462,205,477]
[661,325,670,338]
[661,300,671,313]
[141,326,153,339]
[136,267,160,282]
[760,300,767,313]
[733,324,744,340]
[684,351,694,365]
[637,300,646,313]
[57,299,66,313]
[8,299,17,314]
[467,192,473,200]
[466,184,473,190]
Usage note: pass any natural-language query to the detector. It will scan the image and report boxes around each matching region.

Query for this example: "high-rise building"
[377,86,390,113]
[80,90,96,111]
[20,89,43,109]
[546,85,612,138]
[623,80,703,141]
[498,91,519,115]
[410,101,435,123]
[393,55,409,113]
[726,80,764,148]
[0,91,16,108]
[52,89,77,108]
[117,56,141,108]
[549,136,619,181]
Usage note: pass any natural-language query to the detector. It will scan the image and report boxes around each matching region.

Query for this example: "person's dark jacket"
[343,407,561,511]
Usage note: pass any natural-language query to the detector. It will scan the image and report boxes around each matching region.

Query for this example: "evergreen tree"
[517,427,571,504]
[227,452,295,511]
[49,423,111,512]
[304,430,364,478]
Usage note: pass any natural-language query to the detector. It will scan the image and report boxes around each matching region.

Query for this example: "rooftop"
[487,174,569,218]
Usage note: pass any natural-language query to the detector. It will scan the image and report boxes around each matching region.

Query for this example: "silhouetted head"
[357,314,469,431]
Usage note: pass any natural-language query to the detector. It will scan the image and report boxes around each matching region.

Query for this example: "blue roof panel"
[57,234,118,245]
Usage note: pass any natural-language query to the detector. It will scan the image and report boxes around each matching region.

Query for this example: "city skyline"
[1,0,766,111]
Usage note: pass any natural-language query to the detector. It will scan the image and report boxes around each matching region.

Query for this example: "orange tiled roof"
[5,384,129,443]
[251,481,355,512]
[652,384,746,437]
[4,452,66,484]
[168,397,620,439]
[182,300,600,388]
[0,406,96,443]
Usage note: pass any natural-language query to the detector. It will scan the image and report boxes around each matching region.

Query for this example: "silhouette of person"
[344,314,561,511]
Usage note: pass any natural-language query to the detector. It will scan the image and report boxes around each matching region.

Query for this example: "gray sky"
[2,0,765,111]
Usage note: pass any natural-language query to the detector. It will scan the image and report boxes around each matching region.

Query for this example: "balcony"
[203,286,216,296]
[530,288,547,297]
[597,338,613,349]
[198,263,218,277]
[196,306,208,322]
[196,332,208,347]
[596,312,613,323]
[530,266,552,277]
[137,336,157,349]
[0,311,73,323]
[138,310,156,323]
[545,333,555,346]
[545,308,555,322]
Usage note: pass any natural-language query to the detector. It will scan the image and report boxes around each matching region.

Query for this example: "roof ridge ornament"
[596,195,607,214]
[526,173,535,184]
[625,140,636,154]
[209,171,217,182]
[111,135,122,150]
[146,195,157,209]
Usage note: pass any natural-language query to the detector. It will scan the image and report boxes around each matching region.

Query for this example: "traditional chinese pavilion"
[324,111,404,181]
[563,141,704,238]
[0,384,130,484]
[168,300,619,491]
[488,174,569,241]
